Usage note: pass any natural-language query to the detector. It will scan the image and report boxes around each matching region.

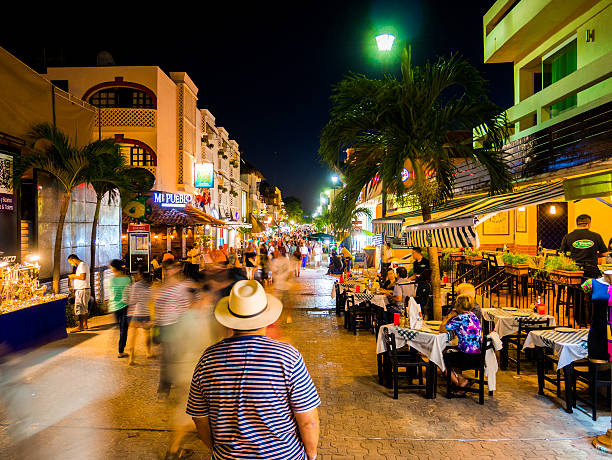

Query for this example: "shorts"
[74,289,90,315]
[129,315,151,325]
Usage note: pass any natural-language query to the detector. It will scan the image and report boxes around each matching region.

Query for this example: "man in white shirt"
[68,254,90,332]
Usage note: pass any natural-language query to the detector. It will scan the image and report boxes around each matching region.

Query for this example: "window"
[89,88,154,108]
[543,39,577,117]
[129,146,154,166]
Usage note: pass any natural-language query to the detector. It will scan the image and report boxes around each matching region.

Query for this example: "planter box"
[450,253,463,261]
[550,269,584,285]
[504,264,529,276]
[465,256,483,265]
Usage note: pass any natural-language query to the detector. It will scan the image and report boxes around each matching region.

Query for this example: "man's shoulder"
[204,336,301,361]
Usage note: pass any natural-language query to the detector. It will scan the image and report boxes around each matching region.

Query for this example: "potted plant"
[442,248,462,261]
[464,248,483,265]
[502,253,529,276]
[546,255,583,285]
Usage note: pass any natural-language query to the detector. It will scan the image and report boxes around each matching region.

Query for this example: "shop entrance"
[537,202,568,250]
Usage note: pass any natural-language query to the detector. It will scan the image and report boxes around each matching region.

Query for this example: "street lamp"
[320,196,327,205]
[376,33,395,52]
[331,175,339,185]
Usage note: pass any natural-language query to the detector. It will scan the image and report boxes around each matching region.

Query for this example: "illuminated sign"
[194,163,214,188]
[153,192,192,208]
[401,168,410,182]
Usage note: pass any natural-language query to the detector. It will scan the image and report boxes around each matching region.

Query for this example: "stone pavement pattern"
[0,266,610,459]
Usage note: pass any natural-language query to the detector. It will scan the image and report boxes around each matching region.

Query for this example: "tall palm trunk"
[53,192,72,294]
[89,192,102,297]
[413,161,442,320]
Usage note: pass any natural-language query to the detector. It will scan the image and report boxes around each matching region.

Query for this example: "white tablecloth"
[523,329,589,369]
[481,308,556,339]
[376,324,453,371]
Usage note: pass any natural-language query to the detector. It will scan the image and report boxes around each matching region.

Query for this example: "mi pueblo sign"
[153,192,192,208]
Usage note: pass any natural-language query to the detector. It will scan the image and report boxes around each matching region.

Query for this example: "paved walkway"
[0,267,609,459]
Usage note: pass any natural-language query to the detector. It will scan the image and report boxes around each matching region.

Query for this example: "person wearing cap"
[560,214,607,279]
[186,280,321,460]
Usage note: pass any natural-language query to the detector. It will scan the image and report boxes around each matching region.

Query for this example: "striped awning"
[402,181,565,248]
[371,221,404,237]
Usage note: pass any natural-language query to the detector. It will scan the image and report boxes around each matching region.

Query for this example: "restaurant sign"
[153,192,192,208]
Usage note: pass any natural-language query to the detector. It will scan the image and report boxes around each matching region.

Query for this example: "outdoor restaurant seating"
[350,300,371,335]
[572,359,611,421]
[503,316,552,374]
[344,295,354,330]
[334,282,345,316]
[445,336,495,404]
[381,327,435,399]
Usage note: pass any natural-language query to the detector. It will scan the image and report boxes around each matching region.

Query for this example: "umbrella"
[308,232,334,241]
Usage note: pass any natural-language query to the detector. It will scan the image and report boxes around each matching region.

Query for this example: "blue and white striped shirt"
[186,334,320,460]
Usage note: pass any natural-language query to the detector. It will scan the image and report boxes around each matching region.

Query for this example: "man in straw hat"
[186,280,320,459]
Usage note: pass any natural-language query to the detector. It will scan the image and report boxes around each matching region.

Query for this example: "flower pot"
[551,269,584,285]
[504,263,529,276]
[465,256,483,265]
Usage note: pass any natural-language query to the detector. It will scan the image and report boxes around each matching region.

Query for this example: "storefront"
[122,191,225,266]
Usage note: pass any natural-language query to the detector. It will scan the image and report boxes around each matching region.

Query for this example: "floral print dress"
[445,312,482,353]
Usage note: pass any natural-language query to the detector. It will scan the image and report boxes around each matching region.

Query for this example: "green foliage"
[319,47,511,225]
[464,249,481,257]
[284,196,305,223]
[545,255,581,272]
[442,248,461,260]
[502,253,528,265]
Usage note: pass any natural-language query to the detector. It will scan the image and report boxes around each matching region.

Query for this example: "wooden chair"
[445,336,494,404]
[503,317,551,374]
[572,359,612,421]
[381,327,435,399]
[344,295,354,330]
[334,283,346,316]
[350,300,371,335]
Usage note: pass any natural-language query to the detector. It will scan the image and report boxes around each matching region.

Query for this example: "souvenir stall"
[0,258,68,352]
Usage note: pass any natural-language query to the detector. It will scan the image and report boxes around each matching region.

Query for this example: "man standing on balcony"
[560,214,607,279]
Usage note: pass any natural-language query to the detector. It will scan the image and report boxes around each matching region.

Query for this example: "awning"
[372,192,488,236]
[123,202,225,227]
[249,215,265,234]
[402,181,565,248]
[563,170,612,200]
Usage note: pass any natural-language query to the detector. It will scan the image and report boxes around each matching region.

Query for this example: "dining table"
[481,308,556,339]
[522,327,590,413]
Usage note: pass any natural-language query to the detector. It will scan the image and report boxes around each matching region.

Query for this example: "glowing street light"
[376,33,396,52]
[331,175,339,185]
[321,196,327,204]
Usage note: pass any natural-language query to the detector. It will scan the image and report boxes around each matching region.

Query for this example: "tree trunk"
[89,193,102,297]
[53,192,72,294]
[413,160,443,320]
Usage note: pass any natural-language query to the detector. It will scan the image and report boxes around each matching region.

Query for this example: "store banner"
[0,150,17,263]
[194,163,214,188]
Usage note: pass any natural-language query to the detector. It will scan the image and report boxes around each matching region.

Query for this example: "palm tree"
[25,123,118,294]
[86,143,129,295]
[320,48,511,319]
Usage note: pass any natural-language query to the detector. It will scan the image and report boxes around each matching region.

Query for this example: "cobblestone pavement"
[0,266,610,459]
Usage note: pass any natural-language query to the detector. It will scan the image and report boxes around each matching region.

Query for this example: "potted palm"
[464,248,483,265]
[502,253,529,276]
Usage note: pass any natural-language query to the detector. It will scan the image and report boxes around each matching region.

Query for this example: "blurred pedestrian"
[126,265,153,364]
[186,280,320,459]
[151,255,162,281]
[186,244,201,279]
[300,240,309,269]
[67,254,90,332]
[292,245,302,277]
[104,259,131,358]
[244,244,258,280]
[154,261,196,399]
[162,251,175,263]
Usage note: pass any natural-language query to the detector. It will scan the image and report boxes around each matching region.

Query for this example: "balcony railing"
[453,100,612,195]
[95,108,156,128]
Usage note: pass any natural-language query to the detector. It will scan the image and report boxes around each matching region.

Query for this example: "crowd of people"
[64,230,326,459]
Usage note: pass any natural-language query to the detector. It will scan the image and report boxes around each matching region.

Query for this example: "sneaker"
[117,352,129,358]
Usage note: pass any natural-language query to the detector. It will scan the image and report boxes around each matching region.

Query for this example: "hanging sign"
[194,163,214,188]
[153,192,192,208]
[128,223,150,232]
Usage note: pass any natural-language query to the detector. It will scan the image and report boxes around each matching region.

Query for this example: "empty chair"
[381,327,435,399]
[572,359,612,421]
[503,317,551,374]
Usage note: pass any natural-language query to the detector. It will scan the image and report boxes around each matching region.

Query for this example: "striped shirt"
[126,280,151,318]
[154,281,194,326]
[186,335,321,460]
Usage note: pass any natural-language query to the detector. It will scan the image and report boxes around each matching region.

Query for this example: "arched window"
[89,88,154,108]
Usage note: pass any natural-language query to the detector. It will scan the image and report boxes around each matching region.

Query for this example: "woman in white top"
[314,243,322,267]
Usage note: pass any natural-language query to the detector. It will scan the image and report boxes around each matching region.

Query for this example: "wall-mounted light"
[549,205,557,215]
[518,207,526,212]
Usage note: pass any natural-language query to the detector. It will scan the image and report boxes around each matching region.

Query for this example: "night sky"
[2,0,512,213]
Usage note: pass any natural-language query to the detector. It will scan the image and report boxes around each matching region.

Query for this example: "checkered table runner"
[395,327,453,343]
[353,292,375,303]
[537,329,589,350]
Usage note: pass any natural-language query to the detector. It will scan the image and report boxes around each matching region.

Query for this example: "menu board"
[0,150,18,263]
[129,232,150,273]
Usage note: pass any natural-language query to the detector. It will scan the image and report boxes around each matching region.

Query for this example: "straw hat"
[215,280,283,330]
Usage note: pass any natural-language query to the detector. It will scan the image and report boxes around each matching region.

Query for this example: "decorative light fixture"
[549,205,557,215]
[376,33,396,51]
